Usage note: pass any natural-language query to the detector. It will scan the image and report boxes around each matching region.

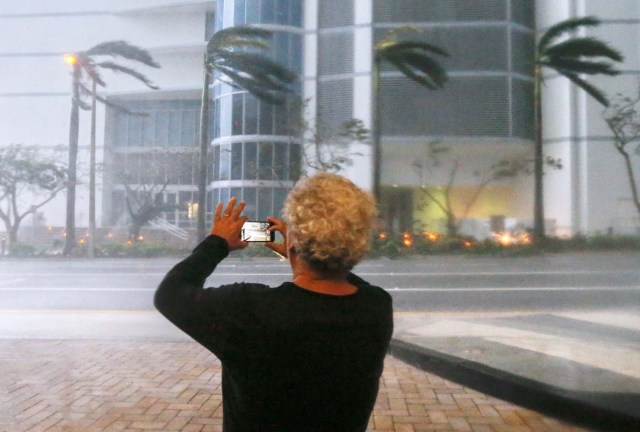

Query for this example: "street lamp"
[63,54,77,65]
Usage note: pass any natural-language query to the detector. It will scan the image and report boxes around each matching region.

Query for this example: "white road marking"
[0,285,637,292]
[0,278,27,286]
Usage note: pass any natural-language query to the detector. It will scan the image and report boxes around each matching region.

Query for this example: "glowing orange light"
[424,231,439,242]
[497,233,513,246]
[378,232,387,239]
[78,238,86,244]
[63,54,77,65]
[137,235,144,241]
[127,240,133,245]
[520,233,532,245]
[47,226,53,232]
[106,233,113,238]
[402,232,413,247]
[463,241,473,248]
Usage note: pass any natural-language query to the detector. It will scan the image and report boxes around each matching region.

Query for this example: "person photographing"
[155,172,393,432]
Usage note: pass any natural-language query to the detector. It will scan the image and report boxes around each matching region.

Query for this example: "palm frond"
[376,41,449,59]
[538,16,600,52]
[78,82,149,115]
[384,56,440,89]
[218,68,287,104]
[212,51,297,86]
[544,37,624,62]
[205,26,297,104]
[86,41,160,68]
[97,61,160,89]
[544,58,620,76]
[561,71,610,106]
[394,50,448,86]
[79,59,106,87]
[208,25,272,53]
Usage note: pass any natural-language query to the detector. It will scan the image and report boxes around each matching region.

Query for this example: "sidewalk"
[0,310,637,431]
[393,311,640,432]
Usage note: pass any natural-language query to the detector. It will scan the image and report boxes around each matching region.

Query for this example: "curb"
[389,339,640,432]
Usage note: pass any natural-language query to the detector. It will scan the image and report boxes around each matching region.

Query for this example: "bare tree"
[0,145,66,247]
[122,181,174,242]
[413,142,535,237]
[603,88,640,221]
[113,150,195,242]
[289,99,369,174]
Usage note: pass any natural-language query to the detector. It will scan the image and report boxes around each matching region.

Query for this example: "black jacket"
[155,235,394,432]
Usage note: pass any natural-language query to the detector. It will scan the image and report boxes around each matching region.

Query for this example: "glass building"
[4,0,635,242]
[210,0,304,221]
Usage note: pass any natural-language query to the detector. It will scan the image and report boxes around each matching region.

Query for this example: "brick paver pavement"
[0,340,586,432]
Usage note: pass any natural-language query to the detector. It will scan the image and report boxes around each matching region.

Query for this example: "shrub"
[8,242,36,257]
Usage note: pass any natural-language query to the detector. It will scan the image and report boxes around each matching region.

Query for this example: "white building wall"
[537,0,640,235]
[346,0,374,191]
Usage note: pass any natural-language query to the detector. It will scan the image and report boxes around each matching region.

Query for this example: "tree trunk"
[619,147,640,218]
[129,222,142,243]
[372,59,383,219]
[88,79,97,258]
[197,59,211,242]
[8,227,18,245]
[445,213,458,238]
[533,68,546,245]
[63,64,81,255]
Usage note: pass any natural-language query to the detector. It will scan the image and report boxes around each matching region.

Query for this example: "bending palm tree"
[197,25,297,240]
[372,28,448,204]
[63,41,160,255]
[533,16,623,244]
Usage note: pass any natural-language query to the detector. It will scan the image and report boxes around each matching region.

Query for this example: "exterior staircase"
[149,217,189,241]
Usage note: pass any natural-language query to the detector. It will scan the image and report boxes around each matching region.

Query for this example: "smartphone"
[241,221,275,242]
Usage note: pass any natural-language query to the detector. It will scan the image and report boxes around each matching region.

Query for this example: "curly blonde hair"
[283,172,377,273]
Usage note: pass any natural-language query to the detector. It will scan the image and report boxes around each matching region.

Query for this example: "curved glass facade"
[211,0,303,220]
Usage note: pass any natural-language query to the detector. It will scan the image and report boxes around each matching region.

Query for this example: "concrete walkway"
[0,339,583,432]
[0,309,617,432]
[392,311,640,432]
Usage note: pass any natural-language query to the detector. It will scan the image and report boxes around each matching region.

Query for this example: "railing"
[149,217,189,240]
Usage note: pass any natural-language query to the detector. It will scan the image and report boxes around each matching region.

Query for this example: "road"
[0,252,638,312]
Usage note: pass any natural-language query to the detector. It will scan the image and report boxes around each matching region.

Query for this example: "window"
[261,0,275,24]
[274,142,288,180]
[232,93,244,135]
[219,143,231,180]
[234,0,246,25]
[111,100,201,148]
[245,96,258,135]
[259,101,274,134]
[289,144,301,181]
[257,187,273,219]
[258,142,274,180]
[231,142,243,180]
[243,187,257,220]
[244,142,258,180]
[275,0,289,24]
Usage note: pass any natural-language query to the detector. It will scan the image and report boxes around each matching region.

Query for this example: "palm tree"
[372,27,448,206]
[63,41,160,255]
[197,25,297,240]
[533,16,623,244]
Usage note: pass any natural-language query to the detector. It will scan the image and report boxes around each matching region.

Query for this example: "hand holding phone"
[241,221,275,242]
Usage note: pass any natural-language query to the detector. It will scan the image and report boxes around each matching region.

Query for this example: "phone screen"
[241,221,275,242]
